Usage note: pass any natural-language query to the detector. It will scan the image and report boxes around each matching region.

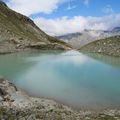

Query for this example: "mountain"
[57,32,82,41]
[79,36,120,57]
[0,1,70,54]
[57,28,120,48]
[112,27,120,33]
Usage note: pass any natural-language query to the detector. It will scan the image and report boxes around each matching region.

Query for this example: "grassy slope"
[0,3,47,42]
[79,36,120,57]
[0,2,71,51]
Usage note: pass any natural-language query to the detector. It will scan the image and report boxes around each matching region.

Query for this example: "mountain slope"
[0,1,70,53]
[57,32,82,41]
[58,29,120,48]
[79,36,120,57]
[112,27,120,33]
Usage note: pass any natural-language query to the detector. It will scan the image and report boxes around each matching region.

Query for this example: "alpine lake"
[0,50,120,110]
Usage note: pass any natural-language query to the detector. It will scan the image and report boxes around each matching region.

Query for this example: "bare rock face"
[0,76,17,95]
[0,76,33,108]
[0,76,16,106]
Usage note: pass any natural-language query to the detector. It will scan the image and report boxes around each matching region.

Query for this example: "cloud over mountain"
[5,0,120,36]
[34,14,120,36]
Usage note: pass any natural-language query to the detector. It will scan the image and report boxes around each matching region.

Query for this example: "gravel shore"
[0,76,120,120]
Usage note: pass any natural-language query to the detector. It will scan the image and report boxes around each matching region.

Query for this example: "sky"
[3,0,120,36]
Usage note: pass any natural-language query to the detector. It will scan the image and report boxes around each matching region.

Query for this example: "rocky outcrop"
[28,42,70,50]
[0,76,120,120]
[80,36,120,57]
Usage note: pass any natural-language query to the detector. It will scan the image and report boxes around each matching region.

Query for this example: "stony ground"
[80,36,120,57]
[1,107,120,120]
[0,76,120,120]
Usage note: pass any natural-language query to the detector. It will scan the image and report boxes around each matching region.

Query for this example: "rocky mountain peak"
[0,0,7,7]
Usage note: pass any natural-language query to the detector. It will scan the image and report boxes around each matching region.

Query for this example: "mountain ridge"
[0,1,71,54]
[57,28,120,48]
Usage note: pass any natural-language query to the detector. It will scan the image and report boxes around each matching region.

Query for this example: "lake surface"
[0,50,120,109]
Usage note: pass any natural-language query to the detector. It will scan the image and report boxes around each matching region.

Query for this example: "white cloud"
[34,16,87,36]
[102,5,114,14]
[5,0,120,36]
[6,0,91,16]
[7,0,62,16]
[34,14,120,36]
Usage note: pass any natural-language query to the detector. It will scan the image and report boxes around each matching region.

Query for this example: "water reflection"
[86,53,120,69]
[0,50,120,109]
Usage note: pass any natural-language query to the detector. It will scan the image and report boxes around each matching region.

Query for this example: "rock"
[11,91,33,109]
[0,96,3,101]
[98,48,102,53]
[0,76,5,83]
[0,88,6,96]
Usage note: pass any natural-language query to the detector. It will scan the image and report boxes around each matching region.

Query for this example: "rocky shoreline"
[0,76,120,120]
[0,42,71,55]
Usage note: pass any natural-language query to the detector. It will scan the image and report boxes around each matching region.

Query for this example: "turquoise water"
[0,50,120,109]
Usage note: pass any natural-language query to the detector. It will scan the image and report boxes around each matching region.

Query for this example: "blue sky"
[4,0,120,35]
[31,0,120,19]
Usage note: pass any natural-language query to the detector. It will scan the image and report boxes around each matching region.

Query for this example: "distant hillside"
[0,1,70,54]
[57,28,120,48]
[112,27,120,33]
[79,36,120,57]
[57,32,82,41]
